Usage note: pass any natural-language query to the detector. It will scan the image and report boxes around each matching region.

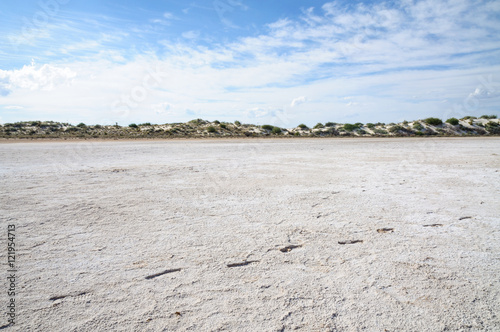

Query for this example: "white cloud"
[152,102,175,115]
[469,86,500,99]
[182,31,200,40]
[151,12,177,25]
[163,12,174,19]
[61,39,101,54]
[245,107,278,120]
[291,96,307,107]
[0,64,76,94]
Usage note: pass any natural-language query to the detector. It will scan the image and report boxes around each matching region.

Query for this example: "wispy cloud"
[182,30,200,40]
[291,96,307,107]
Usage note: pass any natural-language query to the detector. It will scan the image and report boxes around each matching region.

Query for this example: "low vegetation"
[343,123,361,131]
[424,117,443,126]
[413,122,424,131]
[272,127,282,135]
[1,116,499,139]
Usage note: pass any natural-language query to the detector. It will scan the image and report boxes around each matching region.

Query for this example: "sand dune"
[1,138,499,331]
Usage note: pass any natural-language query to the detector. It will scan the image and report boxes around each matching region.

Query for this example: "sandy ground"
[1,138,499,331]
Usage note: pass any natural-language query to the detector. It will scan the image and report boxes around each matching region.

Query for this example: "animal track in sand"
[423,224,443,227]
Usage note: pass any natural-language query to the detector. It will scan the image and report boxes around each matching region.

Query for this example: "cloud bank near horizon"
[0,0,499,126]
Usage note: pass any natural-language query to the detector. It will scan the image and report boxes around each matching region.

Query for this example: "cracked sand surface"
[1,138,499,331]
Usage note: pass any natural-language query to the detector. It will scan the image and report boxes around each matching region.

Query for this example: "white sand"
[1,138,499,331]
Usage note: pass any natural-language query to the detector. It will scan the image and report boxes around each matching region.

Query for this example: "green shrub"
[298,124,308,129]
[271,126,282,134]
[213,120,220,124]
[94,124,102,129]
[480,115,497,119]
[31,121,41,126]
[139,122,152,126]
[413,122,424,130]
[314,123,324,129]
[366,123,375,129]
[461,116,477,120]
[325,122,336,127]
[486,122,500,134]
[77,123,87,128]
[189,119,204,125]
[129,123,138,128]
[261,124,274,131]
[325,127,337,135]
[402,120,409,125]
[389,125,403,133]
[475,127,487,135]
[374,129,388,135]
[355,122,364,127]
[220,123,227,129]
[446,118,459,125]
[234,120,241,126]
[487,127,500,135]
[343,123,359,131]
[424,117,443,126]
[207,126,216,133]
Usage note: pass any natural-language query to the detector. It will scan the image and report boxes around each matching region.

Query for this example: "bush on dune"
[343,123,360,131]
[424,118,443,126]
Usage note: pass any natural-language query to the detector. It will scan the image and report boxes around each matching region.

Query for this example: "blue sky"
[1,0,500,126]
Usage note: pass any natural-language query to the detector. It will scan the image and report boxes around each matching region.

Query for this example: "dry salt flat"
[0,137,499,332]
